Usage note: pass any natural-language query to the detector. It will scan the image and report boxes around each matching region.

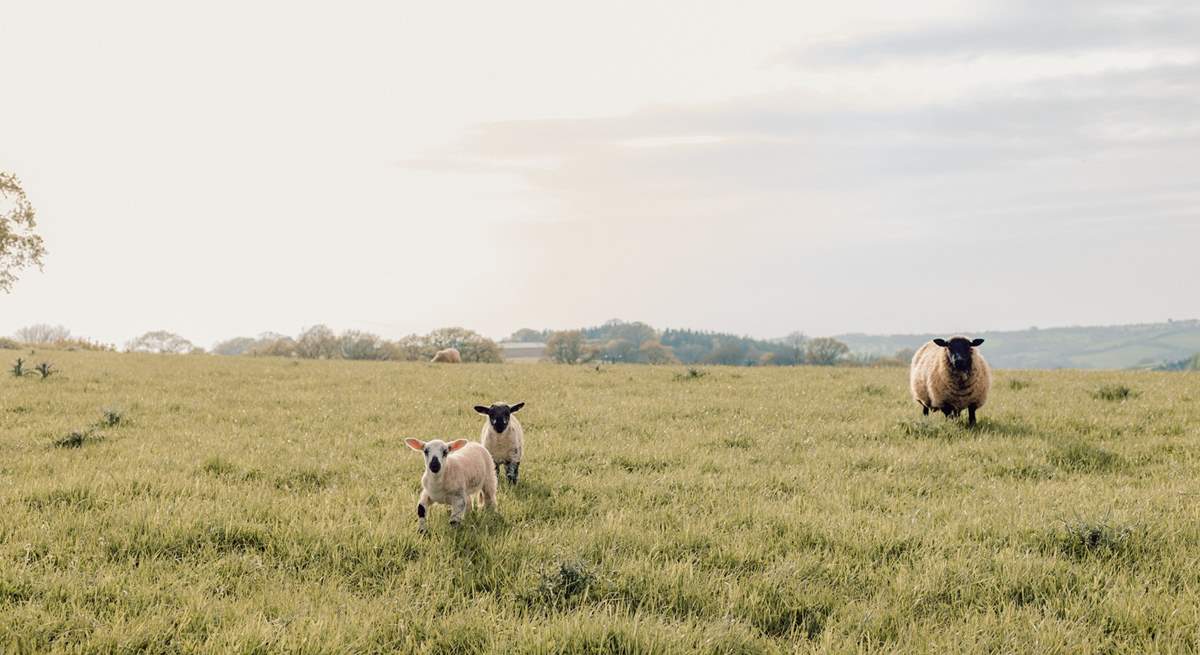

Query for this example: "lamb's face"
[405,438,466,475]
[933,337,984,373]
[475,402,525,434]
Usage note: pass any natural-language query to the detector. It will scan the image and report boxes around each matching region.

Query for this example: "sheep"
[431,347,462,363]
[910,336,991,426]
[474,402,525,484]
[405,437,497,532]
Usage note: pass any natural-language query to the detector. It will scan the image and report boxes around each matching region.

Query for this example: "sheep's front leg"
[416,491,432,534]
[448,493,468,527]
[505,462,520,485]
[968,405,978,427]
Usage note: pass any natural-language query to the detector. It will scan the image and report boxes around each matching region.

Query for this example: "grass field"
[2,350,1199,653]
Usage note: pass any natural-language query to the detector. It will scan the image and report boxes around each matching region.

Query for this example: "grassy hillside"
[2,350,1199,652]
[837,319,1200,369]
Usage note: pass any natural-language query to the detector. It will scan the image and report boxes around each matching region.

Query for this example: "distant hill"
[836,320,1200,370]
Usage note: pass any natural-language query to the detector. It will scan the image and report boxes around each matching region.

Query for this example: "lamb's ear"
[510,402,525,413]
[474,405,491,415]
[970,338,985,347]
[448,439,469,452]
[405,438,425,451]
[933,339,949,348]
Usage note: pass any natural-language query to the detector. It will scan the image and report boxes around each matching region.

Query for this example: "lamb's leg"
[482,472,498,509]
[416,491,432,534]
[922,403,930,416]
[505,462,520,485]
[941,407,954,418]
[449,494,468,527]
[968,405,977,427]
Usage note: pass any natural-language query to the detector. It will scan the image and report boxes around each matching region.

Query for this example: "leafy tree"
[639,339,678,365]
[385,334,430,361]
[126,330,196,354]
[806,337,850,366]
[14,324,71,344]
[601,338,638,363]
[545,330,585,364]
[338,330,388,360]
[706,339,749,366]
[296,324,340,359]
[0,172,46,292]
[249,335,297,357]
[424,327,503,363]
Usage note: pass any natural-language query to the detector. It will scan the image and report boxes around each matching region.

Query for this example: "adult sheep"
[910,336,991,426]
[431,347,461,363]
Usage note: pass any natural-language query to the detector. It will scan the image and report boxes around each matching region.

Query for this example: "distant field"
[2,350,1199,653]
[838,320,1200,370]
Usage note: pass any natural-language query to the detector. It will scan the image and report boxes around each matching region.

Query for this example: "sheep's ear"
[510,402,525,413]
[933,339,949,348]
[474,405,491,415]
[405,438,425,451]
[970,338,985,347]
[448,439,469,452]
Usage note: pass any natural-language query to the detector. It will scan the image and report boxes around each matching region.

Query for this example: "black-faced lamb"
[474,402,525,484]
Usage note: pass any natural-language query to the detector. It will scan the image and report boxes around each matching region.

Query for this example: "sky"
[1,0,1197,347]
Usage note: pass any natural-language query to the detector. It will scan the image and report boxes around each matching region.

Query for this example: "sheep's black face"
[475,402,525,434]
[423,441,451,474]
[934,337,984,374]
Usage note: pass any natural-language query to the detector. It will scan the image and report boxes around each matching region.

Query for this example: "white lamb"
[474,402,525,484]
[405,438,497,532]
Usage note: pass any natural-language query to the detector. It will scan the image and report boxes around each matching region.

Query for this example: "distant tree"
[14,324,71,344]
[609,321,656,347]
[894,347,916,365]
[126,330,195,354]
[0,172,46,292]
[424,327,503,363]
[212,337,259,356]
[505,328,547,343]
[806,337,850,366]
[385,334,430,361]
[249,335,297,358]
[639,339,678,365]
[706,339,748,366]
[338,330,388,360]
[545,330,585,364]
[780,331,807,365]
[601,338,638,363]
[296,324,340,359]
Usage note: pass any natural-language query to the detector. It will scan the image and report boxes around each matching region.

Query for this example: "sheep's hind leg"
[482,472,498,509]
[922,403,930,416]
[505,462,520,485]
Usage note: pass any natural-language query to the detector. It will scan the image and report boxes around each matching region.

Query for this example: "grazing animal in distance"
[475,402,525,484]
[910,336,991,426]
[405,437,497,532]
[431,347,462,363]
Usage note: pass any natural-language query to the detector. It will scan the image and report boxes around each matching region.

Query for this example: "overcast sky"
[2,0,1197,347]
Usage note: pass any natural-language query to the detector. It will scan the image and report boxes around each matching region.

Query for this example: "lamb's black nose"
[429,458,441,473]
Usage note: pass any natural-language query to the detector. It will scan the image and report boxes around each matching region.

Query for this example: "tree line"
[518,319,912,367]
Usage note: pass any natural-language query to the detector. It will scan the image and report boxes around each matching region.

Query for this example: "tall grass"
[0,351,1197,652]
